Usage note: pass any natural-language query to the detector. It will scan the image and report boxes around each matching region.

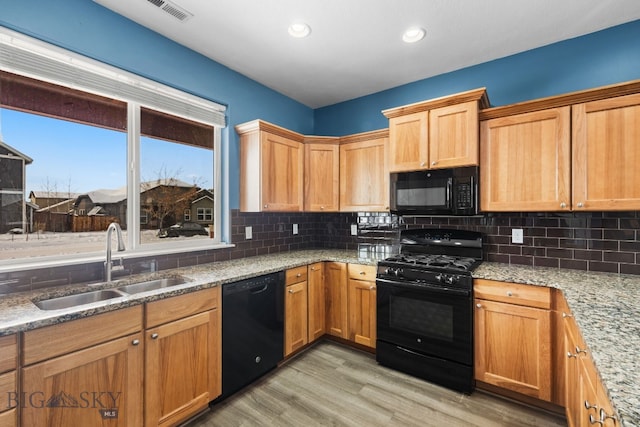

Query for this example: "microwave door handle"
[447,178,452,208]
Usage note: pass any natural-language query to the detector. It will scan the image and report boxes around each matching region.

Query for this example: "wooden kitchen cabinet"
[562,296,618,427]
[237,120,304,212]
[325,262,348,339]
[383,88,488,172]
[144,287,221,427]
[304,138,340,212]
[285,266,309,356]
[480,107,571,211]
[347,264,377,348]
[474,279,552,402]
[339,130,389,212]
[0,334,17,427]
[307,262,326,342]
[21,306,144,427]
[572,92,640,211]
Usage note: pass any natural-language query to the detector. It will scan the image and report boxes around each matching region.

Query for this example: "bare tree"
[141,166,201,232]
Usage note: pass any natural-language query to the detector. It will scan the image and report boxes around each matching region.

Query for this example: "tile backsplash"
[1,209,638,294]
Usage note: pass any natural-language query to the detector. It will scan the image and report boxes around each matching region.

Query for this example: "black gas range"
[376,228,483,394]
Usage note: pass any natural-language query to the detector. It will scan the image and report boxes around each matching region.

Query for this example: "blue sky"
[1,108,213,195]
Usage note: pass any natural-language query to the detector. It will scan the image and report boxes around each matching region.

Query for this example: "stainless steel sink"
[116,277,187,294]
[34,289,125,310]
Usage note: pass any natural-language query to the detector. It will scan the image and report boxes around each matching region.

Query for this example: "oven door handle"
[396,345,426,357]
[376,278,471,297]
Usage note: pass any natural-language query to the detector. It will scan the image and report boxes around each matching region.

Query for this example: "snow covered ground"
[0,230,210,260]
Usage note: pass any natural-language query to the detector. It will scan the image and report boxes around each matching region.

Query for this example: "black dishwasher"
[217,271,284,401]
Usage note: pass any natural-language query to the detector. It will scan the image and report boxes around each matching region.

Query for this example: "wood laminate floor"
[190,341,566,427]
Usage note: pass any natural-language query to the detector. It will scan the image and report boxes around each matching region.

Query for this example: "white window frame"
[0,26,231,271]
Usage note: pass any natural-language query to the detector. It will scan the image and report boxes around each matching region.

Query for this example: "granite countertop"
[0,251,638,426]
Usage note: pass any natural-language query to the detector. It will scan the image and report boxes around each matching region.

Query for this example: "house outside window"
[184,209,191,221]
[197,207,213,222]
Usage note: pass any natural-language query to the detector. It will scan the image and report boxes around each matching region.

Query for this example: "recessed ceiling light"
[288,22,311,38]
[402,27,426,43]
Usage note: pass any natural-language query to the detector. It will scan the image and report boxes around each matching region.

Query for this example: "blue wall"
[2,1,640,208]
[314,19,640,136]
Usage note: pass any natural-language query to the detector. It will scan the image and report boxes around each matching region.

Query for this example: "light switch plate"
[351,224,358,236]
[245,226,252,240]
[512,228,524,244]
[293,224,298,235]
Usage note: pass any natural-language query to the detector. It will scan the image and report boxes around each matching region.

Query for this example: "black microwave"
[390,166,478,216]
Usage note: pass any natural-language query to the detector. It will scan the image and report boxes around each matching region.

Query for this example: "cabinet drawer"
[474,279,551,309]
[0,371,16,411]
[286,266,308,285]
[347,264,377,281]
[0,335,16,374]
[146,287,219,328]
[23,305,143,366]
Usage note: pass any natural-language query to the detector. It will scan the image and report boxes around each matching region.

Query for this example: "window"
[197,207,213,222]
[0,27,227,265]
[184,209,191,221]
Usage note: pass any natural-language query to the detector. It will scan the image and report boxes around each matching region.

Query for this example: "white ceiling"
[94,0,640,108]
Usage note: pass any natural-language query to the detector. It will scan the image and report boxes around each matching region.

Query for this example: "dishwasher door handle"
[249,284,269,294]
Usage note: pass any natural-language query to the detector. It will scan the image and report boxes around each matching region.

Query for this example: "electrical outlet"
[293,224,298,235]
[245,226,252,240]
[512,228,524,244]
[351,224,358,236]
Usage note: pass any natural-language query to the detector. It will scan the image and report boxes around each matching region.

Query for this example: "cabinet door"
[347,278,377,348]
[573,92,640,210]
[307,263,326,342]
[304,143,339,211]
[145,309,220,427]
[339,137,389,211]
[261,131,304,211]
[480,107,571,211]
[475,299,552,401]
[21,333,143,427]
[325,262,348,339]
[430,101,479,168]
[285,281,308,356]
[564,315,582,427]
[388,111,428,172]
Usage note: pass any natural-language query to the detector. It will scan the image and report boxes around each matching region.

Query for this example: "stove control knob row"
[384,267,404,277]
[436,273,460,285]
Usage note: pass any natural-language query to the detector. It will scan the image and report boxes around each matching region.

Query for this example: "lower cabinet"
[21,306,144,427]
[0,334,17,427]
[284,266,309,356]
[325,262,348,339]
[307,262,326,342]
[144,287,221,427]
[563,297,618,427]
[347,264,377,348]
[474,279,552,402]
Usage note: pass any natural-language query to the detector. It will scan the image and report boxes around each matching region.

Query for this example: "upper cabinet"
[383,88,489,172]
[480,81,640,212]
[237,120,304,212]
[480,107,571,211]
[339,130,389,212]
[304,136,340,212]
[572,92,640,211]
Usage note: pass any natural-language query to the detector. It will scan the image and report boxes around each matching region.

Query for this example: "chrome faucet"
[105,222,126,282]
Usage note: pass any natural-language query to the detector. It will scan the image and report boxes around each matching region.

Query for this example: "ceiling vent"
[146,0,193,22]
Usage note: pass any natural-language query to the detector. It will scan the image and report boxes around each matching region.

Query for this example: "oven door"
[376,277,473,366]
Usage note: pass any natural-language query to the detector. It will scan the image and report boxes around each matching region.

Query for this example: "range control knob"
[435,273,444,283]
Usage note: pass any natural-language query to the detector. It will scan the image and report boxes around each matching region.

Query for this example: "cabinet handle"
[562,312,573,318]
[359,271,366,275]
[296,273,302,277]
[476,303,482,308]
[506,291,513,297]
[264,204,268,208]
[288,289,295,293]
[575,346,588,355]
[151,333,159,340]
[577,202,584,208]
[369,286,376,290]
[320,206,325,210]
[589,414,603,425]
[560,202,567,208]
[567,351,577,358]
[420,161,426,167]
[585,400,598,410]
[132,339,140,346]
[599,408,617,424]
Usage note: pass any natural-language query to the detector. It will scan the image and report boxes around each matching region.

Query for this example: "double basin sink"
[33,277,189,311]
